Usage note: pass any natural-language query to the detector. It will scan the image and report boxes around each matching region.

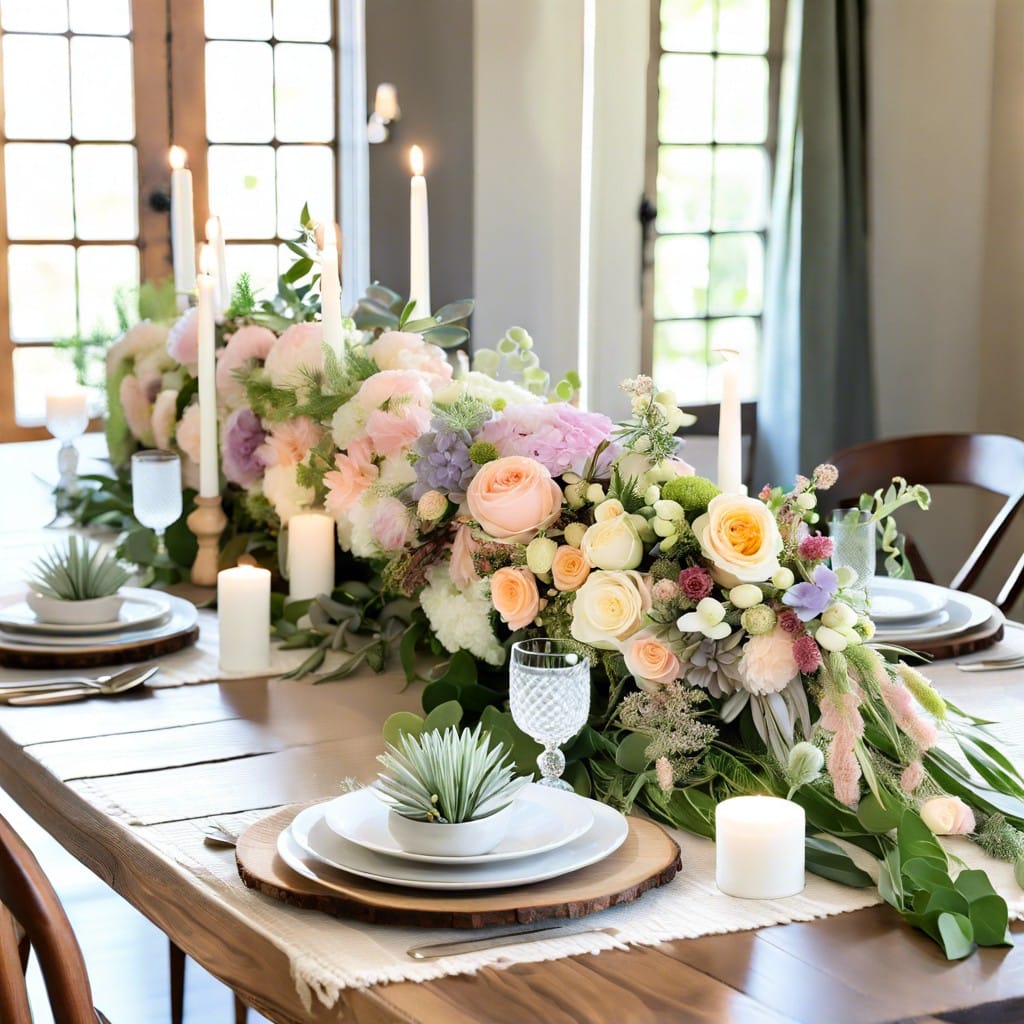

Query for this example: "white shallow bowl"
[387,802,516,857]
[25,592,124,626]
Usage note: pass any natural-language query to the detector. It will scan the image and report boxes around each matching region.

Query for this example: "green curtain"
[756,0,874,488]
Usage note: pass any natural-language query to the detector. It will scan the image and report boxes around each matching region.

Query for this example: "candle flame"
[205,215,222,242]
[198,243,214,276]
[410,145,424,177]
[169,145,187,171]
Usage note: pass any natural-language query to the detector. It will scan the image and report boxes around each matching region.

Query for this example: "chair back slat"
[0,813,102,1024]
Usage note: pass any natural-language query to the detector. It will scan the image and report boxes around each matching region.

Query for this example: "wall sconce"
[368,83,400,144]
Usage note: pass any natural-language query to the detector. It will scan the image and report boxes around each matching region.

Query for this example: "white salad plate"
[0,593,196,651]
[872,588,1000,645]
[282,795,628,891]
[0,587,171,637]
[323,783,594,865]
[867,578,948,624]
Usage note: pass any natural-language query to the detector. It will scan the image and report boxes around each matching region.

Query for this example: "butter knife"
[407,925,614,960]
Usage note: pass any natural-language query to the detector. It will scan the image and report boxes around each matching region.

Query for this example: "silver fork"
[0,664,148,695]
[2,666,159,704]
[957,656,1024,673]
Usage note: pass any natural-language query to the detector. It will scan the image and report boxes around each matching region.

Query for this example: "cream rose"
[692,493,783,586]
[580,514,644,571]
[551,545,590,591]
[466,456,563,543]
[920,796,976,836]
[623,631,681,691]
[570,570,652,650]
[490,566,540,631]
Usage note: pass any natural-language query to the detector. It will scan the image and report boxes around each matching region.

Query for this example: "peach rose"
[466,456,563,543]
[570,569,652,651]
[920,796,976,836]
[551,544,590,591]
[490,566,540,631]
[623,631,681,690]
[692,493,783,586]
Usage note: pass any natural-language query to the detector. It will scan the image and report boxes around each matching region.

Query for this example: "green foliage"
[660,475,721,517]
[225,273,257,319]
[352,285,475,349]
[851,477,932,578]
[29,537,130,600]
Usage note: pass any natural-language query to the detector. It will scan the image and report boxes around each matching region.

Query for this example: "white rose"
[570,570,652,650]
[920,796,976,836]
[594,498,625,523]
[261,463,315,527]
[692,493,783,586]
[580,515,643,571]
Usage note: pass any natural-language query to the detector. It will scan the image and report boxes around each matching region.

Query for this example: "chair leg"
[169,939,186,1024]
[234,993,248,1024]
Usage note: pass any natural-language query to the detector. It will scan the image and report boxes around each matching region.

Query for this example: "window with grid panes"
[647,0,782,406]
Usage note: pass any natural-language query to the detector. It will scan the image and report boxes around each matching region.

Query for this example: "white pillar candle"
[205,214,229,321]
[45,387,89,441]
[715,795,805,899]
[320,222,344,357]
[715,346,743,494]
[169,146,196,301]
[408,145,430,317]
[288,511,336,601]
[196,246,220,499]
[217,565,271,674]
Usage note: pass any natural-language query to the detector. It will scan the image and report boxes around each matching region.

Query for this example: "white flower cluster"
[420,566,505,666]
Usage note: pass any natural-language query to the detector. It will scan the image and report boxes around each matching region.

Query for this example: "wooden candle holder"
[187,495,228,586]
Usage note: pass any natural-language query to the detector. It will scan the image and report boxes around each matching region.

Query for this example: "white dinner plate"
[872,588,1000,645]
[282,795,628,891]
[0,593,197,651]
[867,578,948,624]
[0,587,171,637]
[323,784,594,865]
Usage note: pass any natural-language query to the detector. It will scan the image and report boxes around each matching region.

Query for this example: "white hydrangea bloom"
[420,565,505,666]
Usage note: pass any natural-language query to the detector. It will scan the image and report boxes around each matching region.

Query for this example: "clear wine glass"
[509,638,591,791]
[46,389,90,523]
[131,451,183,565]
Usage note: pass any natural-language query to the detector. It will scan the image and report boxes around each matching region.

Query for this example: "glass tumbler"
[829,509,876,592]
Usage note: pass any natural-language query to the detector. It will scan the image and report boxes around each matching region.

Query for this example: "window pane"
[208,145,277,238]
[1,0,67,33]
[711,147,768,231]
[225,244,278,298]
[5,144,74,239]
[652,321,708,403]
[660,0,712,52]
[73,144,138,239]
[654,234,708,319]
[8,245,77,340]
[714,56,768,143]
[274,0,331,42]
[657,146,711,233]
[277,146,333,237]
[205,0,272,39]
[275,44,334,142]
[68,0,131,35]
[708,318,759,399]
[71,37,134,140]
[708,234,763,316]
[3,35,71,139]
[77,245,139,336]
[206,41,274,142]
[13,346,83,426]
[659,55,712,143]
[716,0,769,54]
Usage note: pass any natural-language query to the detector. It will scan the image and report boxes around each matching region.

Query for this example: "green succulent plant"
[375,723,531,824]
[29,537,131,601]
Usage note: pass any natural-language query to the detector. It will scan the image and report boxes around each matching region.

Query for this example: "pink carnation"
[798,534,834,561]
[777,609,803,634]
[477,403,615,476]
[365,404,432,458]
[257,416,324,468]
[792,633,823,674]
[738,627,799,695]
[176,403,201,463]
[166,307,199,368]
[216,324,277,406]
[324,438,377,516]
[678,566,714,602]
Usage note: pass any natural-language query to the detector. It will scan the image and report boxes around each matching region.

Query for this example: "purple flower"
[221,406,267,488]
[477,403,615,476]
[782,564,838,621]
[412,420,476,500]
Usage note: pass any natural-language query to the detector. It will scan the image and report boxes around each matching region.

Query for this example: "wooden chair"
[821,433,1024,611]
[0,811,110,1024]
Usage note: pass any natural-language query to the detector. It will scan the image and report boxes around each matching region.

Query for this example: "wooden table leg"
[169,940,185,1024]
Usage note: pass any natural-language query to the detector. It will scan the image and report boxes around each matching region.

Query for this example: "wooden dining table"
[2,438,1024,1024]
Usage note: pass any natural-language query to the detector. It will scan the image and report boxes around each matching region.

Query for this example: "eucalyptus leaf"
[804,837,874,888]
[383,711,425,746]
[422,700,464,734]
[615,732,654,773]
[936,912,976,960]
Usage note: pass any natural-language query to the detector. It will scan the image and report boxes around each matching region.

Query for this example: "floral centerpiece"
[84,240,1024,960]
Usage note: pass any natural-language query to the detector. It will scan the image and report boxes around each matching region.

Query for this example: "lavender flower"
[411,419,476,500]
[781,564,839,621]
[221,406,267,488]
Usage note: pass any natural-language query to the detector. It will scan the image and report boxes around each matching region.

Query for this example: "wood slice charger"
[237,804,682,929]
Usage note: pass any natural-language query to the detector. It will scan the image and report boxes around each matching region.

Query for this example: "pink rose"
[623,631,681,690]
[151,389,179,451]
[216,324,277,406]
[466,455,563,543]
[371,496,416,551]
[324,438,377,516]
[490,566,540,631]
[920,796,976,836]
[364,404,431,457]
[257,416,323,468]
[166,307,199,369]
[366,330,453,390]
[119,374,154,444]
[355,369,433,412]
[449,523,481,588]
[264,322,323,386]
[176,403,201,463]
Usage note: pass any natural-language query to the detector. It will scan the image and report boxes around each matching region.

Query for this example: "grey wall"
[364,0,474,311]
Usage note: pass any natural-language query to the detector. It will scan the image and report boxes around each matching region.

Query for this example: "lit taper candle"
[409,145,430,318]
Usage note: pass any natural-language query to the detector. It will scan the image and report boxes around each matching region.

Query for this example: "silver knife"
[407,925,615,960]
[7,688,92,706]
